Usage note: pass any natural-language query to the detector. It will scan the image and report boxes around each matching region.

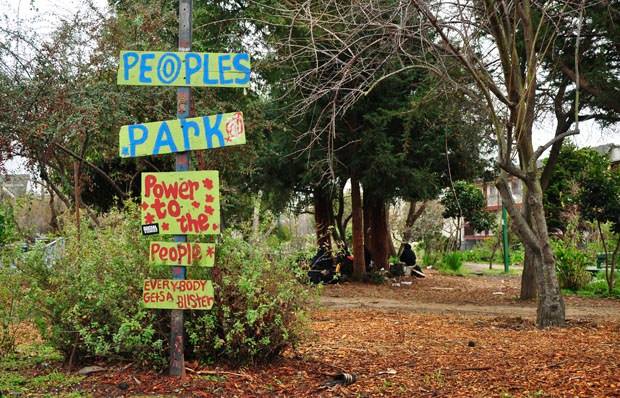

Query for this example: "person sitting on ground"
[308,246,336,283]
[335,248,354,278]
[400,243,425,278]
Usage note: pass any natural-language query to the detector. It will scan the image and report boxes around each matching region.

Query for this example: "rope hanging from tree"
[573,0,585,135]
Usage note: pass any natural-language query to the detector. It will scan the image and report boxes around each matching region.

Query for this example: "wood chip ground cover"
[3,272,620,397]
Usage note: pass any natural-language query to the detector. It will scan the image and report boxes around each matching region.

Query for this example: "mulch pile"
[67,309,620,397]
[13,273,620,397]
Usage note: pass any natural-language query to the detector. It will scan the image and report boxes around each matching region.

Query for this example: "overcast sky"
[1,0,618,174]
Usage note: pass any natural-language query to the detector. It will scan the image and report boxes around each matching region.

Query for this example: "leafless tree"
[266,0,611,326]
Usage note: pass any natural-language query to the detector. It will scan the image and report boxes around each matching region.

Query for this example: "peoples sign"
[119,112,245,157]
[149,242,215,267]
[142,279,214,310]
[141,171,220,235]
[117,51,251,87]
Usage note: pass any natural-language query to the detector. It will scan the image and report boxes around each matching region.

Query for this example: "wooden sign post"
[116,0,250,377]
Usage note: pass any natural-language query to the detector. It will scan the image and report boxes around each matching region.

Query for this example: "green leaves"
[552,239,592,291]
[579,166,620,234]
[441,181,495,233]
[186,231,315,364]
[544,145,610,231]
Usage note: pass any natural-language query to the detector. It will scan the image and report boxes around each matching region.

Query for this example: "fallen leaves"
[7,274,620,397]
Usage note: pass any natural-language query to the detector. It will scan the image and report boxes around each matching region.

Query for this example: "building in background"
[461,142,618,249]
[0,174,29,199]
[462,177,523,249]
[593,143,620,170]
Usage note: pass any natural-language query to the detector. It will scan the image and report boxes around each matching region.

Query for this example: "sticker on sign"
[141,223,159,235]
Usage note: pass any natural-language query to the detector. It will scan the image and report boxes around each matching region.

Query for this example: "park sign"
[141,171,220,235]
[119,112,245,158]
[117,51,251,87]
[142,279,214,310]
[149,242,215,267]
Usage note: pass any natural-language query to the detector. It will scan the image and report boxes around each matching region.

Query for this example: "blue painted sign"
[119,112,246,157]
[117,51,251,87]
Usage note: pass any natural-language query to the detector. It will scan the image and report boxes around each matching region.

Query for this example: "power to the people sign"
[141,171,220,235]
[119,112,245,157]
[117,51,251,87]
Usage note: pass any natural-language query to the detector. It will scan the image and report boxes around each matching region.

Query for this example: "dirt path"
[320,295,620,320]
[320,270,620,320]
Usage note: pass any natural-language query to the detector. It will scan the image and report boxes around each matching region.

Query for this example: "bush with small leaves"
[21,202,315,368]
[185,233,316,364]
[552,239,591,291]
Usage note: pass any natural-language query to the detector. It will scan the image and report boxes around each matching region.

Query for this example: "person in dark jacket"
[400,243,425,278]
[400,243,416,266]
[308,246,336,283]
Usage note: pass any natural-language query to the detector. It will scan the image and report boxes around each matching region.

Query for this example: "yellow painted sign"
[142,279,214,310]
[141,171,220,235]
[149,242,215,267]
[119,112,246,157]
[117,51,251,87]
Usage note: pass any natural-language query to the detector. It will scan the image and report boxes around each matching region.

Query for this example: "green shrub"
[421,245,441,266]
[511,246,525,264]
[440,252,463,272]
[22,203,168,368]
[364,269,387,284]
[22,202,313,368]
[461,239,525,265]
[552,240,591,291]
[575,271,620,298]
[0,204,28,356]
[0,247,26,355]
[185,233,315,364]
[0,203,16,246]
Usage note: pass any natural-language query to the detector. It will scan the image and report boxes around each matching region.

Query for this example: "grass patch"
[1,343,62,372]
[0,343,83,395]
[470,267,521,277]
[30,371,84,389]
[201,374,227,383]
[436,268,467,277]
[562,272,620,299]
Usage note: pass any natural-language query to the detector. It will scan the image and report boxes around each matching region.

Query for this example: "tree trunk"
[334,179,348,251]
[363,193,372,260]
[49,189,59,232]
[521,245,538,300]
[74,161,81,241]
[251,191,262,244]
[365,195,389,270]
[523,85,573,300]
[386,204,397,257]
[314,186,333,249]
[399,201,427,254]
[350,175,366,279]
[537,240,566,327]
[520,186,538,300]
[498,176,565,327]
